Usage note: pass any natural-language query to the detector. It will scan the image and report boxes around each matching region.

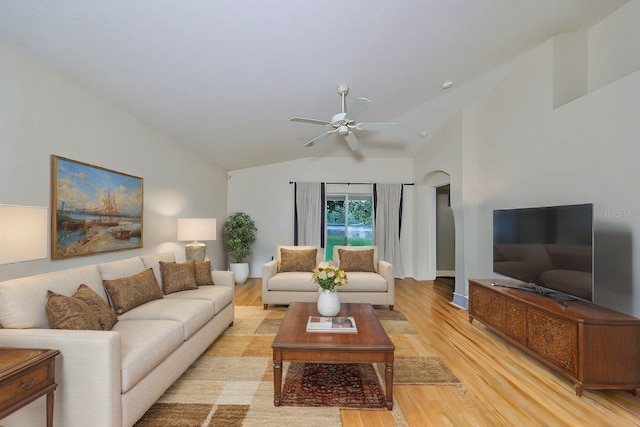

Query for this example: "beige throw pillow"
[195,260,214,286]
[159,260,199,294]
[73,284,118,330]
[338,249,376,272]
[45,290,102,330]
[103,268,163,315]
[279,248,318,272]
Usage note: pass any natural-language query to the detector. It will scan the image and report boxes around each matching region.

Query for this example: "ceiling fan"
[290,83,400,151]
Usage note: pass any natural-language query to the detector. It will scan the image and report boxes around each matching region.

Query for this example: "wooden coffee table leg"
[46,390,54,427]
[385,354,394,410]
[273,349,282,406]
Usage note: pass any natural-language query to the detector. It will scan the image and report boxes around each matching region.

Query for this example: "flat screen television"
[493,203,594,302]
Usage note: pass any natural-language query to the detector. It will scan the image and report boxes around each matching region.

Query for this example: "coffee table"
[272,302,395,410]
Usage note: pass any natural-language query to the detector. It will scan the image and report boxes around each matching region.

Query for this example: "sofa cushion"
[102,268,163,315]
[195,260,214,286]
[73,284,118,330]
[112,319,184,393]
[98,256,147,281]
[333,246,379,273]
[45,290,102,330]
[159,260,198,294]
[117,298,214,340]
[0,264,104,329]
[164,285,234,315]
[338,248,375,272]
[141,252,177,287]
[280,248,318,272]
[267,272,319,292]
[276,245,323,271]
[337,272,388,292]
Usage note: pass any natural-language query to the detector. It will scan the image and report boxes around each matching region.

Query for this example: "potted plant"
[223,212,257,284]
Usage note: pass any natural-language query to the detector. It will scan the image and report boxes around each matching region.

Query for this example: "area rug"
[280,363,385,408]
[134,305,465,427]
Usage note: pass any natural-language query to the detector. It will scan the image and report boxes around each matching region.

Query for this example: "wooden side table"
[0,348,60,427]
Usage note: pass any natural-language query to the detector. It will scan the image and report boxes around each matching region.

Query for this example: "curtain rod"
[289,181,414,185]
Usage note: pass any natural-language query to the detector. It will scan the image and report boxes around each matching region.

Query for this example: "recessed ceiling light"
[420,130,428,138]
[441,80,454,89]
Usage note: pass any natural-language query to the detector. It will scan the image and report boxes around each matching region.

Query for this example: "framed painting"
[51,155,143,259]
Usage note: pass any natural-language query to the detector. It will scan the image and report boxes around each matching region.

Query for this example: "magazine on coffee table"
[306,316,358,333]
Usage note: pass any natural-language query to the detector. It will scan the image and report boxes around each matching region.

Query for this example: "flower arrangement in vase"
[311,261,348,316]
[311,261,348,291]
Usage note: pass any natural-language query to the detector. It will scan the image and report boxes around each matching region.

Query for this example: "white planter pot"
[229,262,249,284]
[317,289,341,316]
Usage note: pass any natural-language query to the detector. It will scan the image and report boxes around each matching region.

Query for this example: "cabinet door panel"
[470,286,505,330]
[527,309,578,376]
[505,300,526,344]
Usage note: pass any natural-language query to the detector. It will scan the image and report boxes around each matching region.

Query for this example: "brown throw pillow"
[195,260,214,286]
[103,268,163,315]
[45,290,102,330]
[159,260,198,294]
[279,248,318,272]
[338,249,376,272]
[73,284,118,330]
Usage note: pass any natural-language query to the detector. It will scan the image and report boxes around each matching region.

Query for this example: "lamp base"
[185,242,206,262]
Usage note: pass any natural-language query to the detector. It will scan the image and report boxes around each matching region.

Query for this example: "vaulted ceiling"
[0,1,628,170]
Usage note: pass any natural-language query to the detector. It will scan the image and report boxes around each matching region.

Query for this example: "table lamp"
[177,218,216,261]
[0,204,48,265]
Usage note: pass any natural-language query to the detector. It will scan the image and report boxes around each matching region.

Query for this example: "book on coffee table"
[306,316,358,333]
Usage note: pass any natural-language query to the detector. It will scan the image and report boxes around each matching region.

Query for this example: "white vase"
[229,262,249,284]
[317,289,341,316]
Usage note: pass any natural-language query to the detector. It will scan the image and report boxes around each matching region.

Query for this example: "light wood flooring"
[234,278,640,426]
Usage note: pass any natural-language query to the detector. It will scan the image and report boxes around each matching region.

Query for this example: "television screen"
[493,203,593,301]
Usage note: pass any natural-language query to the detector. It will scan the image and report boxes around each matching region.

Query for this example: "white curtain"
[294,182,323,247]
[374,183,405,278]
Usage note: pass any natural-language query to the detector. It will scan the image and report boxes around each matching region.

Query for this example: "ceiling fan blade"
[343,131,361,151]
[354,122,400,131]
[290,117,331,126]
[343,97,371,122]
[304,129,336,147]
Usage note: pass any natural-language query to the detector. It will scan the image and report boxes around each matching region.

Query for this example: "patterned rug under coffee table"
[135,305,466,426]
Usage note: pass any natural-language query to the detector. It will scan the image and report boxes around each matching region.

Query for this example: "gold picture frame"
[51,155,143,259]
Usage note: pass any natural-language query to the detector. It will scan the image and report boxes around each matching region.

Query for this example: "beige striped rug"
[134,305,463,426]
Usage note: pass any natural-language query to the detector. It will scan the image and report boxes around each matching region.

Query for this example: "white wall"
[413,1,640,316]
[0,41,228,281]
[227,157,413,278]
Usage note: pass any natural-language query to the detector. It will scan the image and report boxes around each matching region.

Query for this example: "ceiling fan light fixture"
[338,125,349,135]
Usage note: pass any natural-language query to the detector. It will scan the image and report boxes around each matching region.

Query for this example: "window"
[325,190,373,260]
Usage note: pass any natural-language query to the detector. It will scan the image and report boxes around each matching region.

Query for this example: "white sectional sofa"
[0,252,235,427]
[262,245,394,310]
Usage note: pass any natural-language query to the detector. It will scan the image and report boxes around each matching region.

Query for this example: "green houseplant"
[223,212,257,284]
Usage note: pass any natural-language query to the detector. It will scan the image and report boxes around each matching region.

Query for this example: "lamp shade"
[177,218,217,242]
[0,204,48,265]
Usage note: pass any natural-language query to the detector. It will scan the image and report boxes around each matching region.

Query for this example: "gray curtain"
[374,183,404,278]
[294,182,324,247]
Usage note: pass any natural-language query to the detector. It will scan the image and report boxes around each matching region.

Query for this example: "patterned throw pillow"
[73,284,118,330]
[45,290,102,330]
[279,248,318,272]
[103,268,163,315]
[195,260,214,286]
[338,249,376,272]
[159,260,199,294]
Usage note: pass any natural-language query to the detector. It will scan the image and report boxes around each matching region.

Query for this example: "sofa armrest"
[378,260,394,298]
[262,259,277,283]
[262,260,277,305]
[0,328,121,427]
[212,270,235,287]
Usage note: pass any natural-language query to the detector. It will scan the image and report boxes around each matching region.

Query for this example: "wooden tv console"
[468,279,640,396]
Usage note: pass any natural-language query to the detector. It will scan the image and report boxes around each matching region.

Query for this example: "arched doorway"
[414,170,454,282]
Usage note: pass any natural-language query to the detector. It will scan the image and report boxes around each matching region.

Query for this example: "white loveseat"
[0,252,234,427]
[262,245,394,310]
